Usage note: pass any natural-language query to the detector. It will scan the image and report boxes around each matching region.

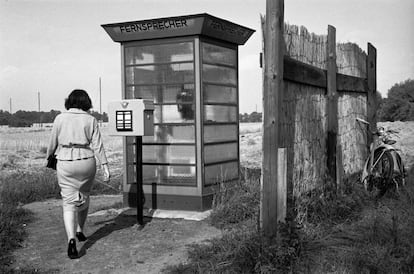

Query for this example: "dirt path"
[10,195,221,273]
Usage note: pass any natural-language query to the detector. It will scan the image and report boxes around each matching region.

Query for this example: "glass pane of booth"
[203,85,237,104]
[204,143,238,164]
[125,85,154,100]
[144,125,195,143]
[126,63,194,85]
[143,165,196,185]
[155,105,194,123]
[126,164,196,186]
[125,42,193,65]
[202,64,236,85]
[202,43,237,66]
[126,84,194,103]
[142,145,195,164]
[204,161,238,186]
[204,124,237,143]
[204,105,237,123]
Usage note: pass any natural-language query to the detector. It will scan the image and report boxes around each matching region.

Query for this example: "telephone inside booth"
[176,85,194,120]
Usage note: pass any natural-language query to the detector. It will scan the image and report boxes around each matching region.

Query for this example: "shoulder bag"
[46,154,57,170]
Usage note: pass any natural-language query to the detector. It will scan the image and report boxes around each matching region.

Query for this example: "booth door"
[124,40,197,186]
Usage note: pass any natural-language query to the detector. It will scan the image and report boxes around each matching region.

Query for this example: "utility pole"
[99,77,102,115]
[9,98,12,114]
[38,92,42,127]
[99,77,102,124]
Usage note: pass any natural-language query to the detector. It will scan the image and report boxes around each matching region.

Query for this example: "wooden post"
[261,0,284,238]
[367,43,377,145]
[277,148,287,223]
[326,25,338,189]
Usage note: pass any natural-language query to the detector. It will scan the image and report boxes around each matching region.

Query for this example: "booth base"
[123,192,214,212]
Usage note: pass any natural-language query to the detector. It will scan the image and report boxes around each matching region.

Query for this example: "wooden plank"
[367,43,377,145]
[283,56,367,93]
[277,148,287,223]
[326,25,338,188]
[283,56,327,88]
[261,0,284,238]
[337,73,367,93]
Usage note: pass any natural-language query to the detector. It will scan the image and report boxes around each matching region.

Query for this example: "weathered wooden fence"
[261,4,377,219]
[280,23,376,198]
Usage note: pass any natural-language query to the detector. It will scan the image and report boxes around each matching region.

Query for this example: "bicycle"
[356,118,406,197]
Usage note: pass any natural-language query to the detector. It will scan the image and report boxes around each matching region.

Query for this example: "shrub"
[209,168,260,229]
[0,169,60,206]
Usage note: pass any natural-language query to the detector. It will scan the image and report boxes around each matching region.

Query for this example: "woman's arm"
[102,163,111,182]
[90,118,109,165]
[90,119,111,180]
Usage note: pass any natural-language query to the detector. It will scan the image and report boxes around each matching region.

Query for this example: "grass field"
[1,121,414,273]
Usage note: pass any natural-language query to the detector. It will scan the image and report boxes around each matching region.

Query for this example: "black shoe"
[76,232,87,242]
[67,239,78,259]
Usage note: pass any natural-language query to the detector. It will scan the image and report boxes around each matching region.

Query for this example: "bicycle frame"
[356,118,405,190]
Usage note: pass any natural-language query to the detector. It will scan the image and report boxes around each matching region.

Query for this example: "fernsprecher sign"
[102,13,254,45]
[117,18,192,33]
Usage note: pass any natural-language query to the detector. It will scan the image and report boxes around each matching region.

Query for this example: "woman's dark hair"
[64,89,92,111]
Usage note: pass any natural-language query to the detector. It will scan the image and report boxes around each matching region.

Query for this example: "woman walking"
[47,89,110,259]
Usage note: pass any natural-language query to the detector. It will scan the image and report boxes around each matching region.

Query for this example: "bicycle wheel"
[392,152,406,188]
[367,149,394,197]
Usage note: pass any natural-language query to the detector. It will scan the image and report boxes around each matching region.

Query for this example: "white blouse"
[46,108,108,164]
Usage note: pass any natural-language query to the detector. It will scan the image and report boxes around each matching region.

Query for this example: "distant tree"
[102,112,108,122]
[90,111,108,122]
[0,109,62,126]
[40,110,61,123]
[239,113,249,122]
[239,111,262,123]
[249,112,262,122]
[378,79,414,121]
[8,116,32,127]
[0,110,12,125]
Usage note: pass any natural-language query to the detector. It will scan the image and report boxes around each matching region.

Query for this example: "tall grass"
[0,128,51,151]
[0,169,60,273]
[303,169,414,273]
[166,167,414,273]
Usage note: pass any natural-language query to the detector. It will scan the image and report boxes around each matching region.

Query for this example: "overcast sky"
[1,0,413,113]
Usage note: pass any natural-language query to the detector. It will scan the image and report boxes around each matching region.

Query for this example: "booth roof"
[101,13,255,45]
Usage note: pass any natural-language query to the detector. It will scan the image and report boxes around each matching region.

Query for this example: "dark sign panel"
[102,13,254,45]
[116,110,133,132]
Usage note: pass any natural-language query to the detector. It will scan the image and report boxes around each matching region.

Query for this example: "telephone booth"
[102,13,254,211]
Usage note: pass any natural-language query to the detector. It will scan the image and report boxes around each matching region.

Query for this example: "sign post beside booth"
[108,99,154,224]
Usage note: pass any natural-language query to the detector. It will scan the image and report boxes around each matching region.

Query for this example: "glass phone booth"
[102,13,254,211]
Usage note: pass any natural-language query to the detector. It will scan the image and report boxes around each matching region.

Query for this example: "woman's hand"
[102,164,111,182]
